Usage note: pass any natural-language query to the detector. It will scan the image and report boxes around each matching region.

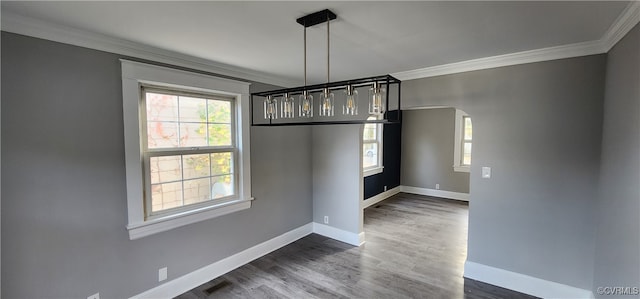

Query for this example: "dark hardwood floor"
[176,193,538,298]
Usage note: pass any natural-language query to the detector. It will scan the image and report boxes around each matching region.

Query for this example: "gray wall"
[402,54,606,290]
[1,32,313,298]
[312,125,363,234]
[593,24,639,298]
[401,108,470,193]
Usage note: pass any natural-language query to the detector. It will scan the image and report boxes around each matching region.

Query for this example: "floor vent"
[204,279,232,295]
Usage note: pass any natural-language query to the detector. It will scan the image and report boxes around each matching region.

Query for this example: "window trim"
[453,109,471,173]
[121,60,252,240]
[363,117,384,177]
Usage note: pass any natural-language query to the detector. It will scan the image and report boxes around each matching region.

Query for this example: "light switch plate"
[482,167,491,178]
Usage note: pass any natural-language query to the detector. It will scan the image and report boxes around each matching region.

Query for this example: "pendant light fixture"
[368,81,385,115]
[318,13,335,117]
[263,95,277,120]
[250,9,401,126]
[299,21,313,118]
[281,92,295,118]
[343,84,358,116]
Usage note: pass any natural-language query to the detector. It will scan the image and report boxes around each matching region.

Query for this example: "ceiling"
[0,1,631,86]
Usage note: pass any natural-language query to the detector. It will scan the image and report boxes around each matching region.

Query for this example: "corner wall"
[402,54,606,292]
[401,108,470,194]
[593,23,640,298]
[1,32,313,298]
[364,110,402,199]
[312,125,363,244]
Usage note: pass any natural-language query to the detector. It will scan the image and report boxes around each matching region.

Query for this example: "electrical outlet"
[87,293,100,299]
[159,267,168,282]
[435,183,440,190]
[323,216,329,224]
[383,185,387,191]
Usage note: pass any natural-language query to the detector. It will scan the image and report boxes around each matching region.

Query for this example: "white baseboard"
[312,222,363,246]
[130,223,313,299]
[464,261,594,299]
[362,186,401,209]
[400,185,469,201]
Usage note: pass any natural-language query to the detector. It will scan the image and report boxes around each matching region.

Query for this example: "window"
[142,87,236,216]
[121,60,251,240]
[363,116,383,176]
[453,109,472,172]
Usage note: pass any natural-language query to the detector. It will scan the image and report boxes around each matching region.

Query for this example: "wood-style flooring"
[176,193,538,298]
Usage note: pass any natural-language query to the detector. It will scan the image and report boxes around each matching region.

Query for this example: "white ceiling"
[0,1,631,86]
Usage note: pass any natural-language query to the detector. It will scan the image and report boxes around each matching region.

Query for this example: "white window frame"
[121,60,252,240]
[363,116,384,177]
[453,109,471,173]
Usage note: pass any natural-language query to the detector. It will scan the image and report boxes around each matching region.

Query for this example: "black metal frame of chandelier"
[250,74,401,126]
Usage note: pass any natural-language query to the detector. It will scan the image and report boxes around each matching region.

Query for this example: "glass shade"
[343,85,358,115]
[319,88,335,117]
[280,93,295,119]
[368,82,386,115]
[299,91,313,118]
[263,95,278,120]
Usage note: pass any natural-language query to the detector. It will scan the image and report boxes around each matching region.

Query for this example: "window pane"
[150,155,182,184]
[363,143,379,169]
[208,100,231,123]
[145,90,233,149]
[463,142,472,165]
[179,96,207,123]
[464,117,472,140]
[180,123,208,147]
[146,93,178,122]
[363,123,377,141]
[147,121,179,148]
[183,178,212,205]
[151,181,183,212]
[212,175,234,198]
[211,152,233,175]
[183,154,210,180]
[208,124,232,146]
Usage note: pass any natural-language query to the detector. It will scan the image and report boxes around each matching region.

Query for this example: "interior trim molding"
[312,222,362,246]
[392,1,640,81]
[602,1,640,52]
[464,261,595,299]
[3,3,638,86]
[0,11,298,88]
[130,223,313,299]
[400,186,469,202]
[391,40,604,81]
[362,186,401,209]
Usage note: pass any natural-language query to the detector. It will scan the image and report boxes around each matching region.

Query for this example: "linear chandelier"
[250,9,401,126]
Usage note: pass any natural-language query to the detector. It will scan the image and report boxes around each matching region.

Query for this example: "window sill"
[127,198,254,240]
[364,166,384,177]
[454,166,470,173]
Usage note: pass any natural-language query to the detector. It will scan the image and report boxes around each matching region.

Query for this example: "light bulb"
[343,85,358,116]
[263,95,278,120]
[319,88,334,117]
[299,91,313,118]
[281,93,295,119]
[368,82,386,115]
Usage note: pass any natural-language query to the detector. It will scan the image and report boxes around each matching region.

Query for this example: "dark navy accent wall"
[364,110,401,199]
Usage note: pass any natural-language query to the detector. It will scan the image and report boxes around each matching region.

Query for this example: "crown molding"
[391,40,605,81]
[393,1,640,81]
[2,2,638,85]
[0,11,299,88]
[601,1,640,52]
